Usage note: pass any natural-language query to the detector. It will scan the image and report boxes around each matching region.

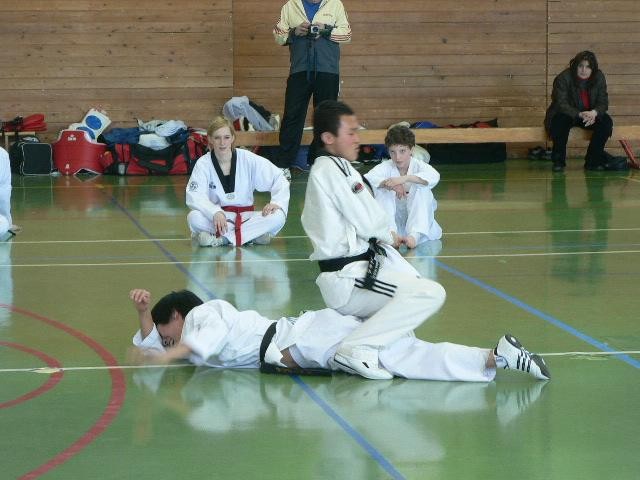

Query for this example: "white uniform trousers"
[187,208,286,246]
[289,307,495,382]
[337,269,446,349]
[375,185,442,244]
[378,338,494,382]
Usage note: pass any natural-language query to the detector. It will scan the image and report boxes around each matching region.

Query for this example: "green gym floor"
[2,159,639,479]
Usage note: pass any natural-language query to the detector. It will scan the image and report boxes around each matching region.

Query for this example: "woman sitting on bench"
[545,50,615,172]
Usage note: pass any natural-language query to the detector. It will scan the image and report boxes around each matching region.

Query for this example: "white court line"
[443,227,640,235]
[0,364,190,374]
[3,248,640,268]
[2,259,307,268]
[1,350,638,374]
[427,249,640,260]
[539,351,640,357]
[8,236,308,245]
[8,238,189,244]
[6,228,640,245]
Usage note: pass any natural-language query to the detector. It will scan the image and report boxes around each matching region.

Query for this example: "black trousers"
[549,112,613,167]
[275,71,340,168]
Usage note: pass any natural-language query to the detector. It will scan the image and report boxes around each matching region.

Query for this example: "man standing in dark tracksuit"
[273,0,351,173]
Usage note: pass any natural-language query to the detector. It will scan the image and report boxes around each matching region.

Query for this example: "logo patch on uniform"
[209,182,216,190]
[351,182,364,194]
[188,181,198,192]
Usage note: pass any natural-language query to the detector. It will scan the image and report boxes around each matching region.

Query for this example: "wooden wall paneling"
[339,0,548,158]
[0,1,234,141]
[231,1,292,122]
[2,1,640,158]
[233,0,549,160]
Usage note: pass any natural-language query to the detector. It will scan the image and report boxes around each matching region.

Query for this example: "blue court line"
[108,190,405,478]
[435,259,640,370]
[291,376,405,480]
[107,194,217,299]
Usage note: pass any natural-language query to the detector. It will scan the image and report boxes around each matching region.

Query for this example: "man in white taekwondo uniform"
[364,124,442,248]
[300,101,549,381]
[186,117,290,247]
[129,288,551,381]
[0,147,20,240]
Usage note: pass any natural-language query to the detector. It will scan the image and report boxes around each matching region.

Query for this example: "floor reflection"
[132,367,547,473]
[187,245,292,314]
[0,239,13,327]
[546,175,612,287]
[52,174,110,214]
[403,239,443,281]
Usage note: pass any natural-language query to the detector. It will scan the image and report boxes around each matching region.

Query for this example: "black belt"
[317,250,372,272]
[318,238,396,298]
[317,237,386,273]
[259,322,277,366]
[258,321,332,376]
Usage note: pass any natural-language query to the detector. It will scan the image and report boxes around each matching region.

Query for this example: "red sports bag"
[101,138,207,175]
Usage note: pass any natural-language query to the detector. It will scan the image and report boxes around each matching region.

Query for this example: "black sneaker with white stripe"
[495,334,550,381]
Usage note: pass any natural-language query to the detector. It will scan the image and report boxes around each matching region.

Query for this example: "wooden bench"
[234,125,640,146]
[2,131,37,150]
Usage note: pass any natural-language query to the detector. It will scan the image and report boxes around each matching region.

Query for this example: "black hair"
[150,290,204,325]
[569,50,600,86]
[385,125,416,148]
[313,100,355,146]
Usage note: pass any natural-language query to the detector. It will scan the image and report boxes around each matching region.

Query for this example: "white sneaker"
[282,168,291,182]
[334,346,393,380]
[495,334,550,380]
[195,231,226,247]
[251,232,272,245]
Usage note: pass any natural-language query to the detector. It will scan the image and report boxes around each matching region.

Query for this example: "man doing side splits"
[300,101,549,381]
[129,288,550,382]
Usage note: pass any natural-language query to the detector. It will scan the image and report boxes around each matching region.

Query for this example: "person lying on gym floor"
[129,287,550,382]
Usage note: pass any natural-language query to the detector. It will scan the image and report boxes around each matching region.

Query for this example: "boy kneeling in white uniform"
[130,288,550,382]
[364,125,442,248]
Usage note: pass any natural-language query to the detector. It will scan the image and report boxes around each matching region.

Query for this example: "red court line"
[0,304,127,480]
[0,342,64,409]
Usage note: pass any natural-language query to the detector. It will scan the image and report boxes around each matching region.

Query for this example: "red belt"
[222,205,254,245]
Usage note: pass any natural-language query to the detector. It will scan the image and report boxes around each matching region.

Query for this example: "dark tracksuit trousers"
[276,71,340,169]
[549,112,613,167]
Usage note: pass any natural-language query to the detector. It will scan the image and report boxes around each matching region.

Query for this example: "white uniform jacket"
[365,157,440,196]
[186,148,290,220]
[132,299,359,370]
[0,147,12,234]
[302,154,418,309]
[301,154,394,260]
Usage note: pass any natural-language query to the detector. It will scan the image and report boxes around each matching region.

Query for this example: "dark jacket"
[273,0,351,76]
[544,69,609,131]
[288,35,341,75]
